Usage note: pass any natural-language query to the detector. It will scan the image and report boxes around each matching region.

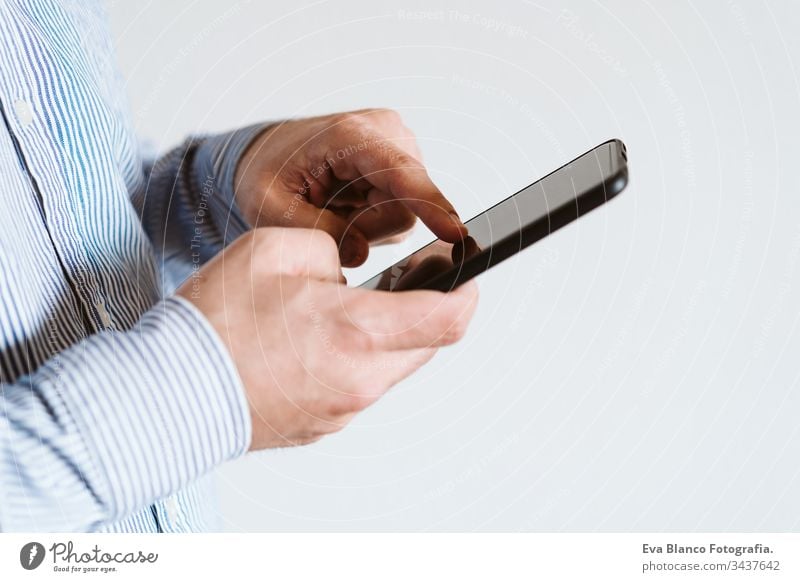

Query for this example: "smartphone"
[360,139,628,292]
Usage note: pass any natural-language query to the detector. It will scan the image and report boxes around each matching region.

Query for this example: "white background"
[109,0,800,531]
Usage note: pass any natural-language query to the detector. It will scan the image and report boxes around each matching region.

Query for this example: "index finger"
[339,138,468,243]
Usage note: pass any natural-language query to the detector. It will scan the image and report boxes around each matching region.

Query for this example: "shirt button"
[13,99,34,127]
[95,301,113,328]
[164,498,180,522]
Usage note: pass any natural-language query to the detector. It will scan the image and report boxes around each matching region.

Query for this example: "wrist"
[191,122,275,245]
[233,123,280,218]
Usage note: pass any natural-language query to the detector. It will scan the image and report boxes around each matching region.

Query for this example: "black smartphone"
[360,139,628,292]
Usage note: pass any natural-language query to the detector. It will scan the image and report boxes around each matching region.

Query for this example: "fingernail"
[449,211,467,234]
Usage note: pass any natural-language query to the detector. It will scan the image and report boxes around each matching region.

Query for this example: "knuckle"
[333,111,368,133]
[353,393,376,413]
[340,391,372,414]
[321,423,345,437]
[352,327,380,353]
[309,227,339,255]
[253,226,279,245]
[374,107,402,123]
[329,389,368,416]
[439,318,467,345]
[395,210,417,232]
[245,227,266,247]
[282,226,327,251]
[343,299,376,336]
[249,227,280,259]
[432,305,468,345]
[386,150,421,177]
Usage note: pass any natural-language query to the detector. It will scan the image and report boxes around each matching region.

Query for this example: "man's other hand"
[234,109,468,267]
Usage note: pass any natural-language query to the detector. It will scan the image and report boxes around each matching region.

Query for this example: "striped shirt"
[0,0,261,531]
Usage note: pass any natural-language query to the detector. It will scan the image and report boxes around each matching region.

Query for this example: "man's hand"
[177,227,478,450]
[234,109,467,267]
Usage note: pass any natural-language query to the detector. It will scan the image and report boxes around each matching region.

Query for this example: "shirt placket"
[0,5,111,334]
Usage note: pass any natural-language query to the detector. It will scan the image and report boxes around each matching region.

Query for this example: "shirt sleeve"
[0,295,252,532]
[137,123,270,292]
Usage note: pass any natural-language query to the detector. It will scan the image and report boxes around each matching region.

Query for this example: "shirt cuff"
[47,295,252,522]
[192,122,272,245]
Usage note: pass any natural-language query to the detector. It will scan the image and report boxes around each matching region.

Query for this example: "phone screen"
[361,140,627,291]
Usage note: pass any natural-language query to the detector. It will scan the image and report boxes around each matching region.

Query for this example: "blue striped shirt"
[0,0,261,531]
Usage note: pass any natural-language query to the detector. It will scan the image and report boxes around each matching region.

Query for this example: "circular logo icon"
[20,542,45,570]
